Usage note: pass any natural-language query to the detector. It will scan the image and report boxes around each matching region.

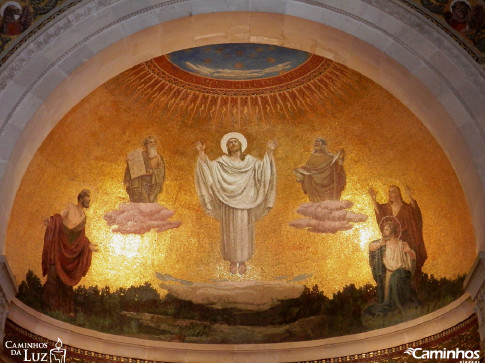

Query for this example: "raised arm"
[266,139,277,158]
[405,185,417,208]
[195,141,208,162]
[369,239,386,252]
[368,187,379,212]
[338,148,345,165]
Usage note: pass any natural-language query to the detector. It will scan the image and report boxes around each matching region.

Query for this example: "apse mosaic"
[7,43,475,344]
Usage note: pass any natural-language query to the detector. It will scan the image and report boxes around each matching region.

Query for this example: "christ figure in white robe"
[195,132,277,275]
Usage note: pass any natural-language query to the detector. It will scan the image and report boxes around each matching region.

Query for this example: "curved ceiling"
[6,42,476,344]
[166,43,310,79]
[110,44,359,126]
[0,0,482,362]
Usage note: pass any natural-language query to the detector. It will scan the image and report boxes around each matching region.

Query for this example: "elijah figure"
[294,138,346,202]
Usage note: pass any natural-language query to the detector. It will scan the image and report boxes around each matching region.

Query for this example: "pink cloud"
[104,203,181,234]
[290,200,367,234]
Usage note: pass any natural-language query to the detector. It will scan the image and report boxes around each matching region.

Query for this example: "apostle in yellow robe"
[294,138,345,202]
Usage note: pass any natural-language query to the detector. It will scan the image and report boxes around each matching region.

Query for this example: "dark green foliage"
[417,273,465,303]
[296,284,329,318]
[326,284,375,336]
[361,274,465,332]
[15,271,466,342]
[74,285,123,332]
[16,273,164,336]
[72,283,165,334]
[74,282,161,318]
[176,322,211,338]
[119,282,161,312]
[16,270,43,311]
[152,284,329,327]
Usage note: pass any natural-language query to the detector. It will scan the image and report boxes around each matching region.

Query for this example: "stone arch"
[0,0,484,359]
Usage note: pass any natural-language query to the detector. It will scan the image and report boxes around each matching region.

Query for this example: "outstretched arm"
[405,184,423,230]
[195,141,208,162]
[405,185,417,208]
[369,239,386,252]
[368,187,379,212]
[266,139,277,158]
[338,148,345,165]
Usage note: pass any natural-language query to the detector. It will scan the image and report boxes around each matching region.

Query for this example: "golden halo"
[379,215,402,239]
[220,132,247,154]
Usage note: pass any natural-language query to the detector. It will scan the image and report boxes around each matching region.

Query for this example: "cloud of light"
[155,272,193,286]
[290,200,367,234]
[158,279,304,311]
[104,203,181,234]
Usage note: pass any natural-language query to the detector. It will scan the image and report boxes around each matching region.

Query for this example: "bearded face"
[388,186,402,203]
[81,194,90,208]
[226,138,242,155]
[382,223,397,240]
[313,139,326,153]
[145,139,158,158]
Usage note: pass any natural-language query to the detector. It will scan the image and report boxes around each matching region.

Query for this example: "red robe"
[42,214,92,287]
[375,201,427,287]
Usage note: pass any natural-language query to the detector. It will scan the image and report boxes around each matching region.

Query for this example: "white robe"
[196,154,276,262]
[383,238,415,298]
[383,239,414,273]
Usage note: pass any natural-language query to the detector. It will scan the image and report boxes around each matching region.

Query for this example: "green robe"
[365,239,417,315]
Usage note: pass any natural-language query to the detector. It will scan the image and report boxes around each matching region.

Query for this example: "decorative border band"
[2,314,480,363]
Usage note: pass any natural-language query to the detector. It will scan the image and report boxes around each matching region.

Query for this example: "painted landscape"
[17,270,464,343]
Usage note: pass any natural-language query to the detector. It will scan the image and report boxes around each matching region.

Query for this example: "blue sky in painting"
[167,43,310,80]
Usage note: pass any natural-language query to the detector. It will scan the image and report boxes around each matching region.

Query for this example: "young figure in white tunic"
[368,218,416,313]
[195,132,277,275]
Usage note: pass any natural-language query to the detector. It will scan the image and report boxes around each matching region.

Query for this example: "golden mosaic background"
[6,54,476,297]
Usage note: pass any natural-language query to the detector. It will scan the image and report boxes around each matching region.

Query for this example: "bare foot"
[238,262,247,275]
[230,262,237,274]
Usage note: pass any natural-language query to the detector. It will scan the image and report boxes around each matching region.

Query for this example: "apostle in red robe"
[369,185,427,289]
[41,190,95,314]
